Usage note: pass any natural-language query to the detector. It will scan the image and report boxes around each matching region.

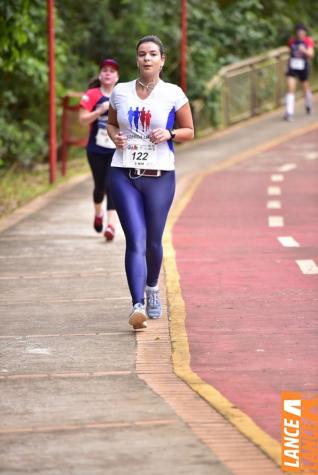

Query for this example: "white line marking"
[295,260,318,275]
[305,152,318,160]
[267,200,281,209]
[278,163,297,172]
[267,186,281,196]
[26,348,51,355]
[268,216,284,227]
[271,174,284,182]
[277,236,300,247]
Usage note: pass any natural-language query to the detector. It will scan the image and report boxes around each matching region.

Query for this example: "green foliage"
[1,0,318,169]
[56,0,181,88]
[0,116,48,169]
[0,0,67,169]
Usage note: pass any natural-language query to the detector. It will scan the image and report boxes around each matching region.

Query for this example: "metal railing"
[192,46,318,134]
[60,92,87,175]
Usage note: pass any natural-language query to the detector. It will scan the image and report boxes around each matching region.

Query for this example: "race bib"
[123,140,158,169]
[96,128,115,148]
[290,58,305,70]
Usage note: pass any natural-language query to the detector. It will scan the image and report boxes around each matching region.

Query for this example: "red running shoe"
[94,215,103,233]
[104,223,115,241]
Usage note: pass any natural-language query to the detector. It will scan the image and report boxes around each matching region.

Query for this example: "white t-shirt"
[109,79,188,170]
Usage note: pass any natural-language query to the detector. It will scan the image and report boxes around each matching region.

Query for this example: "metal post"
[223,77,230,126]
[48,0,57,183]
[61,96,68,176]
[250,65,257,117]
[275,54,282,107]
[180,0,187,92]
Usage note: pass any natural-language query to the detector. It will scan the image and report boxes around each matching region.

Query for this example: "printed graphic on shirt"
[125,104,175,154]
[127,106,152,132]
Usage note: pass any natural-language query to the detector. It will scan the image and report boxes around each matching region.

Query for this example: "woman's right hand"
[114,131,127,149]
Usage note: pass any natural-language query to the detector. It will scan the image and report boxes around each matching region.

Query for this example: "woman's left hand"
[149,128,170,144]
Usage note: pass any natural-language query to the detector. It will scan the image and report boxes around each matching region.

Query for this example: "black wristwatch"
[168,129,176,140]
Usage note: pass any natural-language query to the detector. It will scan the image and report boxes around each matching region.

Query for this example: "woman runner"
[107,36,194,329]
[79,58,119,240]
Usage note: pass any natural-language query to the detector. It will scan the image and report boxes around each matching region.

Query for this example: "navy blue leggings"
[110,167,176,305]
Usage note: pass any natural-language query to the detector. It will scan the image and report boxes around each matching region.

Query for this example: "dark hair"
[88,76,101,89]
[295,22,308,33]
[136,35,165,56]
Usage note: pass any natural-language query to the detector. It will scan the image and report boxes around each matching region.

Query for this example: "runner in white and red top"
[79,59,119,241]
[107,36,194,330]
[284,23,315,121]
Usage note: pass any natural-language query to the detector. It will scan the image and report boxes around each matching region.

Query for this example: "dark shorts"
[286,67,309,82]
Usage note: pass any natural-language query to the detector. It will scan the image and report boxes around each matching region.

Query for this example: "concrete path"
[0,98,317,474]
[0,181,230,475]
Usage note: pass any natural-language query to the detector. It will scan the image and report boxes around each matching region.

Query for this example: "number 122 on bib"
[123,142,158,169]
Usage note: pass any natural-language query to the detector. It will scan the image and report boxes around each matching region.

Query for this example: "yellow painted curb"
[163,121,318,466]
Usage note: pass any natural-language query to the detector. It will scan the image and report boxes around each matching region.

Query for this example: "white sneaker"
[146,287,162,319]
[128,303,147,330]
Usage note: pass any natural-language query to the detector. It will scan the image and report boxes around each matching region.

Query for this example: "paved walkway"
[171,124,318,461]
[0,98,317,474]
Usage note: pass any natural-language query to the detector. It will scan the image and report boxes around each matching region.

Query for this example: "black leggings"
[87,150,115,210]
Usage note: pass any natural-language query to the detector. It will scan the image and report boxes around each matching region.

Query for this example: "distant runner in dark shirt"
[284,23,315,121]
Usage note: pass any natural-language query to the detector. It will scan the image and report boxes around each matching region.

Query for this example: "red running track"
[173,128,318,441]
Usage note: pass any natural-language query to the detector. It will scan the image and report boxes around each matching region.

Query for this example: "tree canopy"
[0,0,317,169]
